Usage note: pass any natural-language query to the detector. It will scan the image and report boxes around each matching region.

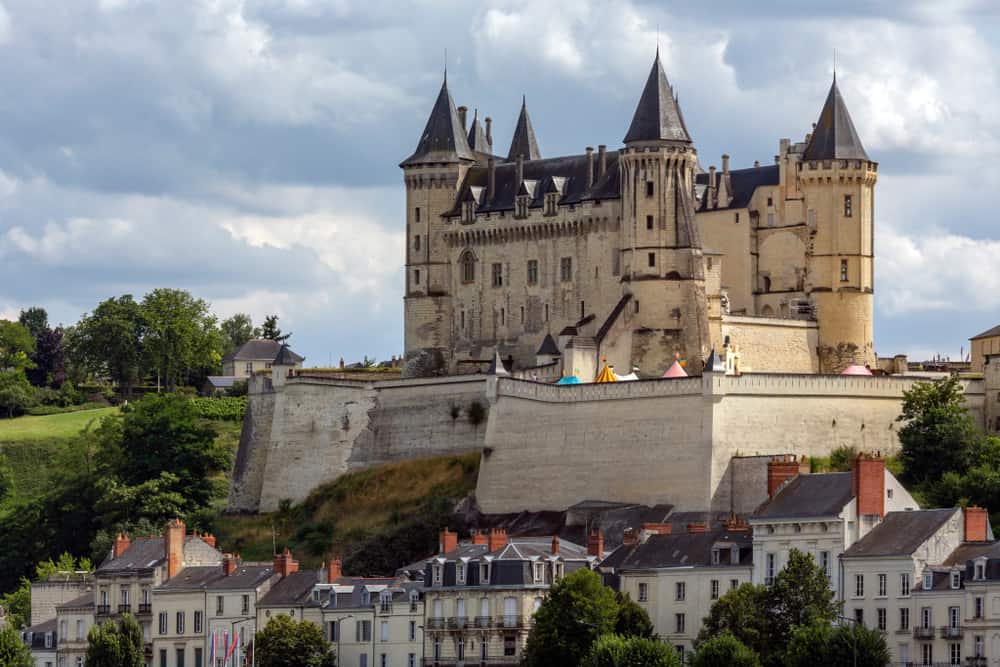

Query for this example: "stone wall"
[721,315,818,373]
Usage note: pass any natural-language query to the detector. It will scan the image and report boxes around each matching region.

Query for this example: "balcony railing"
[427,618,446,630]
[422,658,522,667]
[447,617,471,630]
[118,604,131,614]
[496,615,524,629]
[912,626,934,640]
[96,605,111,615]
[940,624,963,639]
[137,604,152,615]
[474,616,492,628]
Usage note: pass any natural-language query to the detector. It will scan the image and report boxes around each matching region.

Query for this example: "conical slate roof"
[401,76,476,166]
[536,333,560,357]
[467,109,490,153]
[624,51,691,144]
[507,96,541,161]
[802,77,869,161]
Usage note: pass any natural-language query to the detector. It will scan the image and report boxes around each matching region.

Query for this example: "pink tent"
[840,364,873,376]
[662,356,689,378]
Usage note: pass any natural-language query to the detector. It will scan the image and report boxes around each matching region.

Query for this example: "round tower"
[800,76,877,373]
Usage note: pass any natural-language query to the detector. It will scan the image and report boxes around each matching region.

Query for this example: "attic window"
[645,181,654,197]
[711,549,720,565]
[464,201,475,223]
[951,571,961,589]
[975,562,985,581]
[923,572,933,591]
[545,193,558,216]
[516,195,529,219]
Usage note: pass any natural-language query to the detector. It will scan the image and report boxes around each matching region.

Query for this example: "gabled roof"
[56,592,95,610]
[96,537,166,574]
[257,570,322,607]
[971,324,1000,341]
[802,76,869,161]
[754,473,854,520]
[613,529,753,570]
[507,96,541,161]
[624,51,691,144]
[156,564,275,591]
[401,76,476,166]
[467,110,490,153]
[843,509,959,558]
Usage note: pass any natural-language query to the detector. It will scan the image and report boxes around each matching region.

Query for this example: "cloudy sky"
[1,0,998,365]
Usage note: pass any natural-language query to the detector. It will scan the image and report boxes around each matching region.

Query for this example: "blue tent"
[555,375,581,385]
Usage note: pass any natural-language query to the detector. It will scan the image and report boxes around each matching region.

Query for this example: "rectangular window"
[380,655,387,667]
[520,306,524,323]
[921,607,932,629]
[381,621,388,642]
[949,606,960,629]
[194,648,202,667]
[844,194,853,217]
[329,621,339,642]
[735,212,740,224]
[675,582,685,601]
[730,579,739,591]
[646,181,654,197]
[976,596,984,618]
[360,655,368,667]
[159,649,167,667]
[415,208,421,223]
[500,308,505,326]
[899,607,909,631]
[710,580,719,600]
[245,362,253,375]
[544,304,549,322]
[194,611,202,634]
[460,310,465,332]
[647,252,655,267]
[922,644,932,665]
[216,596,224,615]
[950,571,961,589]
[356,620,372,642]
[409,655,416,667]
[638,583,648,602]
[767,212,775,227]
[414,235,421,251]
[492,263,503,288]
[975,635,985,657]
[560,257,572,282]
[854,608,864,626]
[158,612,167,635]
[877,608,886,632]
[409,620,416,642]
[900,573,910,597]
[176,611,184,635]
[176,649,185,667]
[242,594,249,615]
[951,642,961,665]
[634,300,640,313]
[675,613,685,634]
[820,551,830,577]
[646,215,654,230]
[878,573,887,597]
[765,554,776,585]
[612,248,620,276]
[76,621,83,641]
[855,574,864,597]
[527,259,538,285]
[414,269,420,285]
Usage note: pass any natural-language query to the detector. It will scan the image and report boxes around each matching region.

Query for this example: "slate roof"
[535,334,560,357]
[624,51,691,144]
[467,110,490,153]
[401,76,476,166]
[613,529,753,570]
[224,339,293,363]
[156,564,274,591]
[23,618,57,650]
[754,473,854,519]
[971,325,1000,341]
[56,592,94,610]
[205,376,237,389]
[257,571,322,608]
[695,164,781,211]
[96,537,167,574]
[802,77,869,161]
[507,97,541,161]
[944,541,1000,567]
[843,509,959,558]
[273,344,302,366]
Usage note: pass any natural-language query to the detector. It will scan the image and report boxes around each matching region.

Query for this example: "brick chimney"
[439,528,458,554]
[327,557,343,583]
[471,530,487,546]
[164,518,185,580]
[621,528,638,547]
[551,535,560,556]
[965,507,989,542]
[852,453,885,518]
[641,523,672,536]
[687,522,707,534]
[587,530,605,557]
[223,554,237,576]
[273,548,299,577]
[113,533,131,559]
[201,533,217,549]
[768,454,806,499]
[487,528,508,552]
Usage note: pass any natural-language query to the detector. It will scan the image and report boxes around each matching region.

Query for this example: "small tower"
[799,76,877,372]
[618,51,710,374]
[507,96,541,161]
[400,74,476,376]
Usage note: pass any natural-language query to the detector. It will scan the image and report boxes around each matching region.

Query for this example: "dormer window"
[463,200,475,223]
[951,571,962,589]
[923,572,933,591]
[457,563,466,585]
[433,564,443,586]
[975,561,986,580]
[361,589,371,607]
[711,549,720,565]
[533,562,544,583]
[516,195,529,219]
[545,193,558,216]
[480,562,490,584]
[554,562,564,581]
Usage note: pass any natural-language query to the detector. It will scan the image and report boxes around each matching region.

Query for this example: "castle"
[403,52,876,379]
[228,55,990,517]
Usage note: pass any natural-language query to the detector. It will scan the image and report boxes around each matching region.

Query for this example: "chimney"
[724,514,750,532]
[621,528,639,547]
[587,529,605,557]
[585,146,594,190]
[439,528,458,554]
[273,548,299,577]
[852,453,886,518]
[113,533,131,559]
[722,154,730,176]
[551,535,559,556]
[753,160,760,168]
[487,528,508,552]
[471,530,487,546]
[164,518,185,580]
[328,557,343,583]
[598,145,607,179]
[223,554,237,576]
[707,165,717,209]
[767,454,805,499]
[487,158,496,202]
[965,507,989,542]
[640,523,672,536]
[201,533,217,549]
[339,357,345,369]
[687,522,707,534]
[457,105,468,132]
[485,116,493,148]
[516,154,524,185]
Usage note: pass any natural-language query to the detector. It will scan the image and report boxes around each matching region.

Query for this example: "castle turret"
[618,50,710,374]
[400,74,476,376]
[800,76,877,372]
[507,96,541,161]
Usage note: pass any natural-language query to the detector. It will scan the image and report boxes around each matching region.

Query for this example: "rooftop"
[754,473,854,520]
[843,509,958,558]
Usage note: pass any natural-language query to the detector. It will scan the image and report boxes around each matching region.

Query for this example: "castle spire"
[624,51,691,144]
[802,76,868,161]
[467,108,490,153]
[506,96,541,161]
[400,75,475,166]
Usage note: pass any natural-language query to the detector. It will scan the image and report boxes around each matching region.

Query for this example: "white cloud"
[0,2,10,45]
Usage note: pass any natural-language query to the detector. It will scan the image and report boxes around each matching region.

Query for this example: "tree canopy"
[69,295,145,395]
[0,625,33,667]
[0,320,35,371]
[582,633,680,667]
[254,615,334,667]
[221,313,255,356]
[258,314,291,342]
[898,376,980,486]
[691,632,761,667]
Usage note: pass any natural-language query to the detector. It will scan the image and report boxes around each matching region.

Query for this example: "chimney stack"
[457,106,468,132]
[223,554,237,576]
[852,453,886,518]
[113,533,131,559]
[327,557,343,583]
[598,145,607,179]
[273,548,299,577]
[587,529,605,557]
[201,533,217,549]
[965,507,989,542]
[471,530,487,546]
[754,160,760,168]
[640,523,672,536]
[722,154,730,176]
[487,158,496,202]
[439,528,458,554]
[485,116,493,149]
[551,535,560,556]
[687,522,707,534]
[707,166,717,209]
[487,528,508,552]
[621,528,639,547]
[767,455,807,499]
[585,146,594,190]
[164,518,185,580]
[516,154,524,185]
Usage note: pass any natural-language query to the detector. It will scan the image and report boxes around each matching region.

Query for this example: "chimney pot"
[487,158,496,202]
[754,160,760,168]
[487,528,508,552]
[439,528,458,554]
[485,116,493,147]
[767,455,805,499]
[965,507,989,542]
[327,557,343,583]
[585,147,594,190]
[621,528,639,547]
[164,518,186,580]
[722,154,730,175]
[113,533,131,559]
[202,533,217,548]
[223,554,237,576]
[471,530,487,546]
[598,145,607,178]
[551,535,559,555]
[588,529,606,556]
[273,548,299,577]
[457,106,468,132]
[852,453,886,518]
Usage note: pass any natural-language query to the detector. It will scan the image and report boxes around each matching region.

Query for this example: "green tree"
[613,591,654,639]
[691,632,761,667]
[782,620,832,667]
[69,295,145,396]
[220,313,255,356]
[0,625,33,667]
[0,370,35,418]
[827,445,857,472]
[898,376,980,486]
[524,568,619,667]
[119,614,145,667]
[0,554,94,629]
[254,615,334,667]
[0,320,35,371]
[258,314,290,342]
[698,584,770,658]
[825,622,890,667]
[141,289,220,390]
[85,620,123,667]
[0,451,13,501]
[766,549,839,647]
[582,634,680,667]
[17,307,48,340]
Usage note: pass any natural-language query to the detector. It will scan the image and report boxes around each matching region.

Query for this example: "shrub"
[191,396,247,421]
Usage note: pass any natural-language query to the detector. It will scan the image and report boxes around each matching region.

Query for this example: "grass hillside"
[0,407,118,441]
[213,452,480,575]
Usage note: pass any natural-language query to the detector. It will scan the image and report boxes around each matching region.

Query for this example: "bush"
[26,401,108,416]
[583,634,680,667]
[691,632,761,667]
[191,396,247,421]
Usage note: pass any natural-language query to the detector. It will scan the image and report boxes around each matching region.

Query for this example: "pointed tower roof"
[507,96,541,161]
[803,76,869,161]
[467,109,490,153]
[401,75,476,166]
[624,51,691,144]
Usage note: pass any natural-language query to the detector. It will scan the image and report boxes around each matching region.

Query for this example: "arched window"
[461,251,476,284]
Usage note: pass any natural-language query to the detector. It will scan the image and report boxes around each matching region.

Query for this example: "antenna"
[833,47,837,81]
[656,23,660,56]
[444,47,448,82]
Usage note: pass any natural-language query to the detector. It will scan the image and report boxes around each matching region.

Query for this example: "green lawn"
[0,407,118,442]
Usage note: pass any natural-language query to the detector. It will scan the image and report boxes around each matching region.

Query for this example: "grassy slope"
[0,407,118,441]
[213,452,480,565]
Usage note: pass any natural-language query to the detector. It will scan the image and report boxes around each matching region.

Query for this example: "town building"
[970,325,1000,374]
[221,340,303,379]
[22,618,57,667]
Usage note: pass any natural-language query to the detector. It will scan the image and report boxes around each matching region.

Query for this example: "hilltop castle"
[402,53,876,378]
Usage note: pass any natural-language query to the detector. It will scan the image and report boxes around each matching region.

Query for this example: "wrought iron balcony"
[912,625,934,639]
[118,604,131,614]
[96,605,111,615]
[474,616,492,628]
[495,615,524,629]
[137,604,152,615]
[940,624,963,639]
[426,617,446,630]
